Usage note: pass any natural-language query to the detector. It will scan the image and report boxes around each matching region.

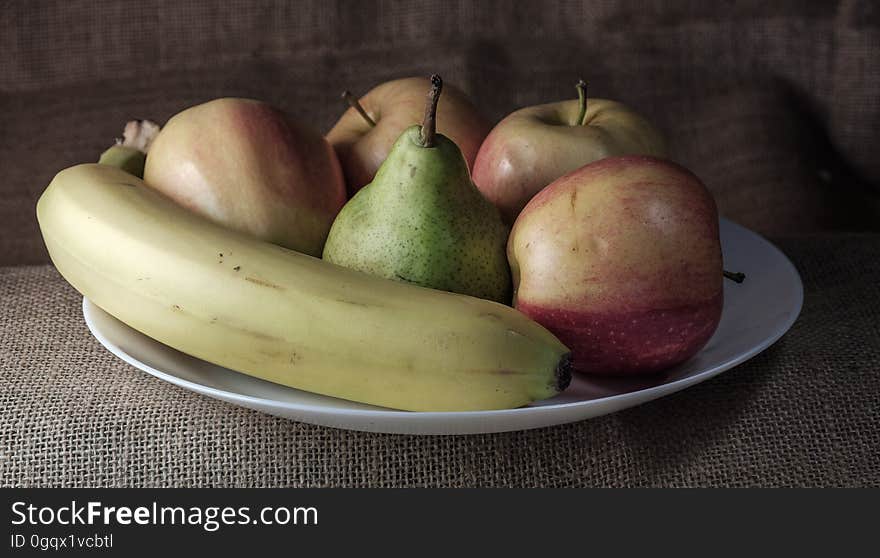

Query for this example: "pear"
[144,98,346,256]
[323,75,512,303]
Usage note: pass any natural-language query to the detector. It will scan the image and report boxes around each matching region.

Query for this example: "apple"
[473,81,667,224]
[326,76,490,195]
[508,156,723,376]
[145,98,346,257]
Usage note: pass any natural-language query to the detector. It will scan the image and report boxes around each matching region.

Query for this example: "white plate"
[82,218,802,435]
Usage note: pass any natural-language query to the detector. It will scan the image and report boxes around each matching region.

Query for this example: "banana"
[96,119,160,178]
[36,164,571,411]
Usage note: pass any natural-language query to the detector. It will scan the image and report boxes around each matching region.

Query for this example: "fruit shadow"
[602,341,787,485]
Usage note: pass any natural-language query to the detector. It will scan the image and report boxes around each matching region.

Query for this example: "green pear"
[323,76,512,303]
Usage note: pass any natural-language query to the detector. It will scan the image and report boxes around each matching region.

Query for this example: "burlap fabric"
[2,1,879,486]
[2,1,879,265]
[2,235,879,487]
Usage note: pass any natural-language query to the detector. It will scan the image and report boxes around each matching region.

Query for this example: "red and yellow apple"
[145,98,346,256]
[326,76,490,195]
[473,82,667,224]
[508,156,723,376]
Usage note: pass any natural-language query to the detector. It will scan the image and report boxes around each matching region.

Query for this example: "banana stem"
[98,119,160,178]
[723,270,746,283]
[342,90,376,127]
[419,74,443,148]
[120,119,160,153]
[575,79,588,126]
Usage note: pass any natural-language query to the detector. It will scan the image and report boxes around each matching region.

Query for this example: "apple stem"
[419,74,443,148]
[723,270,746,283]
[575,79,588,126]
[341,91,376,127]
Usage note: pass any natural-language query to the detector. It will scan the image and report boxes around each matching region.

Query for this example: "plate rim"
[81,218,803,424]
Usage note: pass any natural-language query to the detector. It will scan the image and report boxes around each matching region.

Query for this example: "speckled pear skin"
[323,125,512,303]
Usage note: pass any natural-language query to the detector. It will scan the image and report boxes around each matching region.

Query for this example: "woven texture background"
[2,235,879,487]
[1,0,879,265]
[2,1,880,486]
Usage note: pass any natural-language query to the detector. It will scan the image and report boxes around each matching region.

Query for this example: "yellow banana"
[36,164,571,411]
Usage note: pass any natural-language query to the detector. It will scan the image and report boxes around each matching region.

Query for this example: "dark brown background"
[2,0,880,265]
[1,0,879,487]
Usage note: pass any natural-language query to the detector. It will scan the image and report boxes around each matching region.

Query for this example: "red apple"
[508,156,723,376]
[473,81,667,224]
[145,98,346,257]
[326,76,490,195]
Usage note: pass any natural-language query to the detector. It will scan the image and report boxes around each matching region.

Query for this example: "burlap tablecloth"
[2,1,879,486]
[2,235,878,487]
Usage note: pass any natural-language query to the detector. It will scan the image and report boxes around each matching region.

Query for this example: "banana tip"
[556,352,573,392]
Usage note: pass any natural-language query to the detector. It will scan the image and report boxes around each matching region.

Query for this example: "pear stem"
[419,74,443,148]
[723,270,746,283]
[342,91,376,127]
[575,79,588,126]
